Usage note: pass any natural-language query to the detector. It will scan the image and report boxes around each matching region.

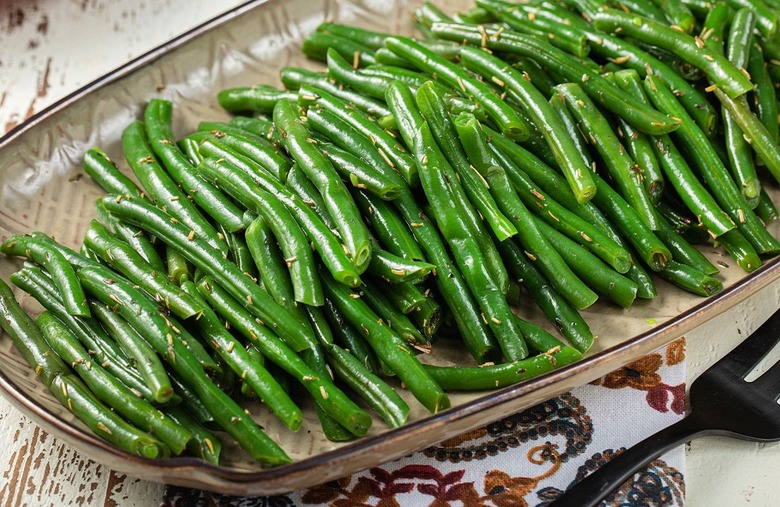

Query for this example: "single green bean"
[424,346,583,390]
[656,260,724,297]
[1,234,89,317]
[144,99,245,233]
[591,9,754,98]
[722,8,761,206]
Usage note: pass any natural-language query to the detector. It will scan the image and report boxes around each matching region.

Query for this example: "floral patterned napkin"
[162,338,687,507]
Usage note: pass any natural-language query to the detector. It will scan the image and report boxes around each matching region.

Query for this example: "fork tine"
[715,308,780,379]
[751,362,780,404]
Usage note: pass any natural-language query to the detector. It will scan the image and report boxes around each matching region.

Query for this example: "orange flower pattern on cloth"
[161,340,687,507]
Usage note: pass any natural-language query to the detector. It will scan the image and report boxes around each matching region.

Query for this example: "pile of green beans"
[2,0,780,466]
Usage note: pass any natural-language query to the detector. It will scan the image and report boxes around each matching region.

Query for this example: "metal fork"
[553,308,780,507]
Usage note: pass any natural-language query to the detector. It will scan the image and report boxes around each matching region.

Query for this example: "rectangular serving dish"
[1,0,780,496]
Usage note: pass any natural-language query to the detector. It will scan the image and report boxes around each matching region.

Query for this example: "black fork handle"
[553,414,711,507]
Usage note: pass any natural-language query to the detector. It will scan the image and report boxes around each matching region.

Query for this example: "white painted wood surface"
[1,1,779,505]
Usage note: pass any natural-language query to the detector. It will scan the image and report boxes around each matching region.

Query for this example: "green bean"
[327,344,409,428]
[121,121,226,254]
[554,82,660,230]
[716,227,763,271]
[424,346,583,390]
[457,45,597,204]
[610,70,665,204]
[477,0,591,57]
[94,206,165,275]
[591,9,754,99]
[83,147,144,198]
[195,277,373,436]
[9,264,159,402]
[83,219,205,319]
[654,0,697,31]
[383,35,531,141]
[189,127,292,182]
[76,264,291,464]
[531,2,719,133]
[250,184,323,305]
[429,22,680,136]
[285,162,338,232]
[164,406,221,464]
[359,64,453,95]
[301,103,408,192]
[88,301,174,405]
[656,260,724,296]
[196,151,360,287]
[305,122,403,200]
[315,22,390,50]
[650,132,737,238]
[143,99,245,233]
[360,278,428,348]
[755,189,779,224]
[352,189,426,262]
[279,67,390,117]
[654,215,719,275]
[37,311,192,454]
[1,235,89,317]
[414,1,454,28]
[454,113,599,309]
[495,237,594,353]
[217,85,298,114]
[244,216,296,309]
[302,31,376,66]
[367,247,436,284]
[0,277,170,458]
[100,193,316,352]
[644,74,780,256]
[714,87,780,190]
[297,84,418,187]
[722,8,761,206]
[274,98,372,271]
[728,0,778,38]
[322,298,381,374]
[394,197,500,362]
[747,42,779,161]
[226,116,282,146]
[700,1,730,53]
[179,280,303,431]
[320,273,449,413]
[487,135,633,273]
[413,81,513,291]
[392,92,527,360]
[534,218,638,308]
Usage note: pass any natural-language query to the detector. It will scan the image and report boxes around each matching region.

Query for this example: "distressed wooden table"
[1,1,780,505]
